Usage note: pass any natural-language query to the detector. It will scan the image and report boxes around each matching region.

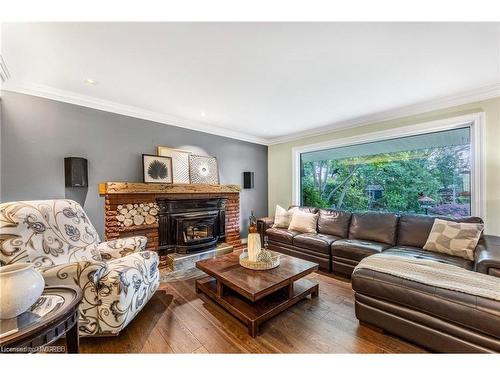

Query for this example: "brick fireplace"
[99,182,243,267]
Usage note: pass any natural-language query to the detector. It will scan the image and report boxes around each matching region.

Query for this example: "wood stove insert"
[157,198,227,254]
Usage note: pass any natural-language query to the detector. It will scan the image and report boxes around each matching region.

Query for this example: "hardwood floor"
[80,271,426,353]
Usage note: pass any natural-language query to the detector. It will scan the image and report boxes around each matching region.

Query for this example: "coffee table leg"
[66,322,79,354]
[311,284,319,298]
[248,321,258,338]
[216,280,224,297]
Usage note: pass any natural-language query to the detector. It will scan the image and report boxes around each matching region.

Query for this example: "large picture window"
[299,125,477,218]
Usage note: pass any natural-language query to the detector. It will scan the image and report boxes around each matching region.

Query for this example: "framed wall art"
[142,154,173,184]
[157,146,192,184]
[189,154,219,184]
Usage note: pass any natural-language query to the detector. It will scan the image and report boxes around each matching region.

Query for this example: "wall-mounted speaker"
[243,171,254,189]
[64,157,88,187]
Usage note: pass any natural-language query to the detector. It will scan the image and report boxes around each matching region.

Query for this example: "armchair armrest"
[38,260,109,335]
[97,236,148,260]
[257,216,275,243]
[475,234,500,277]
[95,251,160,333]
[39,260,108,288]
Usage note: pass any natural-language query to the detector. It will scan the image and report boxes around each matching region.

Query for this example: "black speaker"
[243,171,254,189]
[64,157,88,187]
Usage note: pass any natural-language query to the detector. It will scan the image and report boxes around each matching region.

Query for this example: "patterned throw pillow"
[288,210,319,234]
[423,219,484,260]
[273,205,297,228]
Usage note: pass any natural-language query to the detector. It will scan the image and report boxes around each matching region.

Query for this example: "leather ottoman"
[352,267,500,353]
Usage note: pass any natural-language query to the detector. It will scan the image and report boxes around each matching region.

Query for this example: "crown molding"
[1,82,270,145]
[266,82,500,145]
[2,81,499,147]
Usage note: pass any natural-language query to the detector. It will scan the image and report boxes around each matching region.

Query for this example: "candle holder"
[239,213,280,270]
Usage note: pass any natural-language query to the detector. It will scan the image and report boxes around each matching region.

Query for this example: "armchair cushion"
[0,200,101,267]
[97,236,147,261]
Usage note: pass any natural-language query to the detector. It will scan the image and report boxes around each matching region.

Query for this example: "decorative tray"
[239,250,281,270]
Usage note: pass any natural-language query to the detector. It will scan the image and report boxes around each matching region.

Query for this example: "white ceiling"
[1,22,499,145]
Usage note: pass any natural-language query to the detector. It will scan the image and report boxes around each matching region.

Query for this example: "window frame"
[291,112,486,219]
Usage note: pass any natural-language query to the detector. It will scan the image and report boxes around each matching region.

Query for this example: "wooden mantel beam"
[99,182,241,195]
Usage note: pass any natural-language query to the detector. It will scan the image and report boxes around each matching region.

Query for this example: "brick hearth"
[99,182,243,267]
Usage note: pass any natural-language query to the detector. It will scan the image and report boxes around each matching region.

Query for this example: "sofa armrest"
[97,236,148,261]
[257,216,275,243]
[474,235,500,277]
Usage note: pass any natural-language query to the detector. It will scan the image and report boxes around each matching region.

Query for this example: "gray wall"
[0,91,268,238]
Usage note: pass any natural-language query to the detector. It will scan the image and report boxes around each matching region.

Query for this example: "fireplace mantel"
[99,182,240,195]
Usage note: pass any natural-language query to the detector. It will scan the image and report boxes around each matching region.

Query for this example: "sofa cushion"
[265,228,300,245]
[397,214,484,248]
[331,239,392,262]
[349,212,398,245]
[317,209,352,237]
[397,214,437,248]
[293,233,341,255]
[384,246,474,270]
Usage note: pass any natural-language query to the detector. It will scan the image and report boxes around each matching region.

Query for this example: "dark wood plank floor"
[80,272,426,353]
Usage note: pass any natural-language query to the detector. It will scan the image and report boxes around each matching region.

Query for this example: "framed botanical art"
[157,146,191,184]
[142,154,173,184]
[189,154,219,184]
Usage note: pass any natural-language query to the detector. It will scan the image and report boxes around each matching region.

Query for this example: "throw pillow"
[423,218,484,261]
[273,205,297,228]
[288,210,319,234]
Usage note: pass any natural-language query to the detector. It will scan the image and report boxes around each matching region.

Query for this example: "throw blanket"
[355,254,500,301]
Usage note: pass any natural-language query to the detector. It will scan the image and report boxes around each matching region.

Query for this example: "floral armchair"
[0,199,160,336]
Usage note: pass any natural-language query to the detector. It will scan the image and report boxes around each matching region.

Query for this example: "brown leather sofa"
[257,207,500,277]
[258,207,500,352]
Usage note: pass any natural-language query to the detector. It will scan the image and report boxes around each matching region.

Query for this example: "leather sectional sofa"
[258,206,500,277]
[258,206,500,352]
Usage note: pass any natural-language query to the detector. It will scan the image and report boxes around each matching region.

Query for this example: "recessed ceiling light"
[201,111,207,117]
[85,78,98,85]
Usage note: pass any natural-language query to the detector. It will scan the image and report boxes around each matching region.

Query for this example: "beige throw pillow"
[273,205,297,228]
[423,219,484,261]
[288,210,319,234]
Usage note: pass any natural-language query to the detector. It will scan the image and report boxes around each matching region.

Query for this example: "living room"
[1,0,499,373]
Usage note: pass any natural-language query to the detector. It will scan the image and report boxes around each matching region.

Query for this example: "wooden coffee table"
[195,251,319,337]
